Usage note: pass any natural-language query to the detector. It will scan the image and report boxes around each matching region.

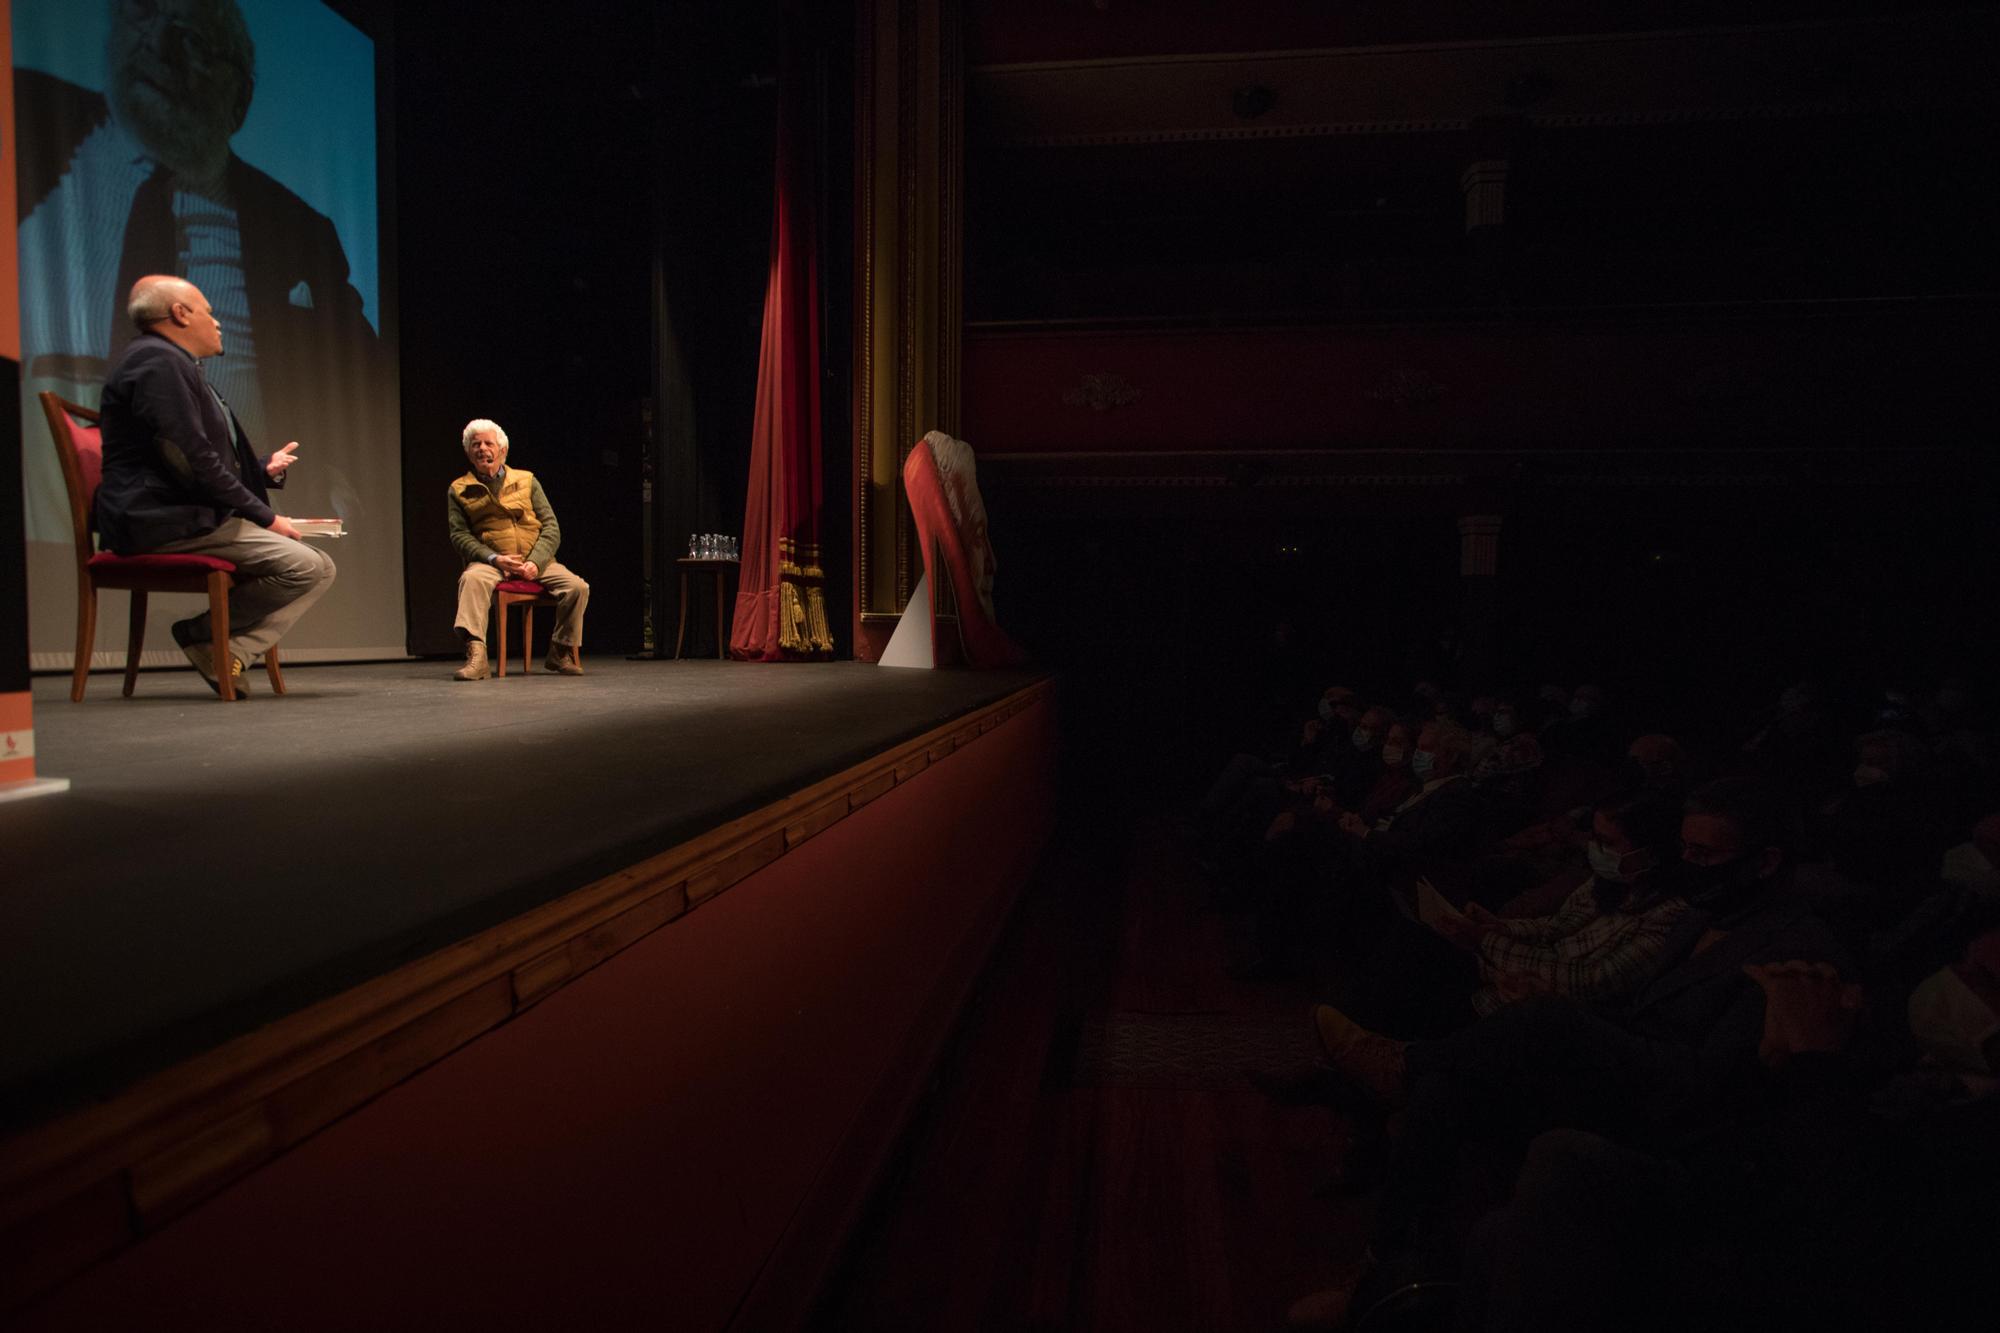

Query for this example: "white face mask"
[1586,840,1653,885]
[1351,728,1376,750]
[1317,698,1337,724]
[1380,746,1407,768]
[1569,697,1594,718]
[1491,713,1516,737]
[1853,764,1890,788]
[1908,966,2000,1076]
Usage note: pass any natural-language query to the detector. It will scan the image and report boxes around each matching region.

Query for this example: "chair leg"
[124,590,149,697]
[495,596,509,678]
[522,605,535,674]
[208,573,234,701]
[266,647,286,695]
[72,575,97,702]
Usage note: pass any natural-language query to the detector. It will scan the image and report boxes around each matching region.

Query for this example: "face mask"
[1587,840,1648,884]
[1778,689,1807,715]
[1492,713,1516,738]
[1351,728,1376,751]
[1381,746,1407,768]
[1853,765,1889,788]
[1908,966,1999,1076]
[1569,697,1594,719]
[1317,698,1337,724]
[1411,750,1437,780]
[1681,853,1765,919]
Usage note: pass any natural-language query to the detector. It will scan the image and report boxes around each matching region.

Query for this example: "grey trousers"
[454,559,589,647]
[154,517,338,659]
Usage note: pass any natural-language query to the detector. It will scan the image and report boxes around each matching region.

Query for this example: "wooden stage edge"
[0,676,1058,1312]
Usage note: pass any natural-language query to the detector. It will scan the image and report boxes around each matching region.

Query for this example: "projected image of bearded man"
[108,0,250,191]
[16,0,379,546]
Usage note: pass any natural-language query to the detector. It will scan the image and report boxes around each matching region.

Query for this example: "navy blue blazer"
[95,332,282,553]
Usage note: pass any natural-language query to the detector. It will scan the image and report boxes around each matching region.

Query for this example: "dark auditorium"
[4,2,1997,1330]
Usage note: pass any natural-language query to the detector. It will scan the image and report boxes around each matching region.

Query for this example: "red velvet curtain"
[729,22,831,661]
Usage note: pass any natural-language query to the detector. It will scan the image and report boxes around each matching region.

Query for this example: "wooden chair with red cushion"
[41,391,286,703]
[494,578,558,677]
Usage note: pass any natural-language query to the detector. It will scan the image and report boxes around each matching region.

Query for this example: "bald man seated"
[95,275,337,697]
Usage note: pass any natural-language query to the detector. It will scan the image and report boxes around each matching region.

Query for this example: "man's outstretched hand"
[265,442,300,480]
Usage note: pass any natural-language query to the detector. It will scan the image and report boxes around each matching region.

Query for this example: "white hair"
[461,418,509,453]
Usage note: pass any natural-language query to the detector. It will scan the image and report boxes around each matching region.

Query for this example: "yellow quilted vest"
[451,467,542,558]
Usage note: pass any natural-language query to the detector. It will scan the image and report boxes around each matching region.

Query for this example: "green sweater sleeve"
[524,479,561,571]
[448,486,497,566]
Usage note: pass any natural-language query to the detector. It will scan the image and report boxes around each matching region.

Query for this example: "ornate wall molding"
[1060,372,1143,411]
[970,12,1997,147]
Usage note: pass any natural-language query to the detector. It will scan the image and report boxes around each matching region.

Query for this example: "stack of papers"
[286,517,346,537]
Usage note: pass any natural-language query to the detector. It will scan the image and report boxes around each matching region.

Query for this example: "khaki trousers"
[455,559,589,647]
[154,517,338,659]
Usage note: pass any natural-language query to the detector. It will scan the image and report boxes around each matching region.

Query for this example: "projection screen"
[13,0,401,665]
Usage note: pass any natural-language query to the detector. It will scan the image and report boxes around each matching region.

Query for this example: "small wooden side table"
[674,557,739,660]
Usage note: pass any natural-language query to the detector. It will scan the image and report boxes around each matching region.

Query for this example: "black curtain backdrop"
[390,0,843,662]
[393,3,660,659]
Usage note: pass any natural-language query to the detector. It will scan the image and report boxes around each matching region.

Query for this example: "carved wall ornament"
[1062,373,1145,411]
[1366,367,1448,408]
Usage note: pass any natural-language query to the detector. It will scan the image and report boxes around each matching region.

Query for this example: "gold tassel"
[778,579,809,653]
[803,584,833,653]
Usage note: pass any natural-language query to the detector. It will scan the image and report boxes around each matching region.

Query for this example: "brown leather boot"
[544,642,583,676]
[454,639,490,681]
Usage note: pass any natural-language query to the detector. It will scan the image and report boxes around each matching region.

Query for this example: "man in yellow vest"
[447,418,589,679]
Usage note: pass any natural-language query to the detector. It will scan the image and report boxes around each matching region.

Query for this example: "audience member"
[1940,812,2000,897]
[1287,778,1844,1329]
[1183,648,2000,1330]
[1451,956,2000,1333]
[1815,729,1952,926]
[1448,789,1689,1016]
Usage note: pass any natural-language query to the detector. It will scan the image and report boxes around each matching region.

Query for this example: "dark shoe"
[544,642,583,675]
[172,619,247,699]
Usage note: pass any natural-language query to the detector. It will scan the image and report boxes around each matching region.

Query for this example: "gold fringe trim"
[777,537,825,582]
[777,575,833,656]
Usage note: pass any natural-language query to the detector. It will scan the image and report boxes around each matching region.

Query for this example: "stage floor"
[2,658,1047,1128]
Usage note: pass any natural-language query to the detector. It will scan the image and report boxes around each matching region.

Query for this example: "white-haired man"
[446,419,589,679]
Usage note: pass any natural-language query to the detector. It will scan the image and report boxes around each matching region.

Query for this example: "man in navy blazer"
[96,274,336,696]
